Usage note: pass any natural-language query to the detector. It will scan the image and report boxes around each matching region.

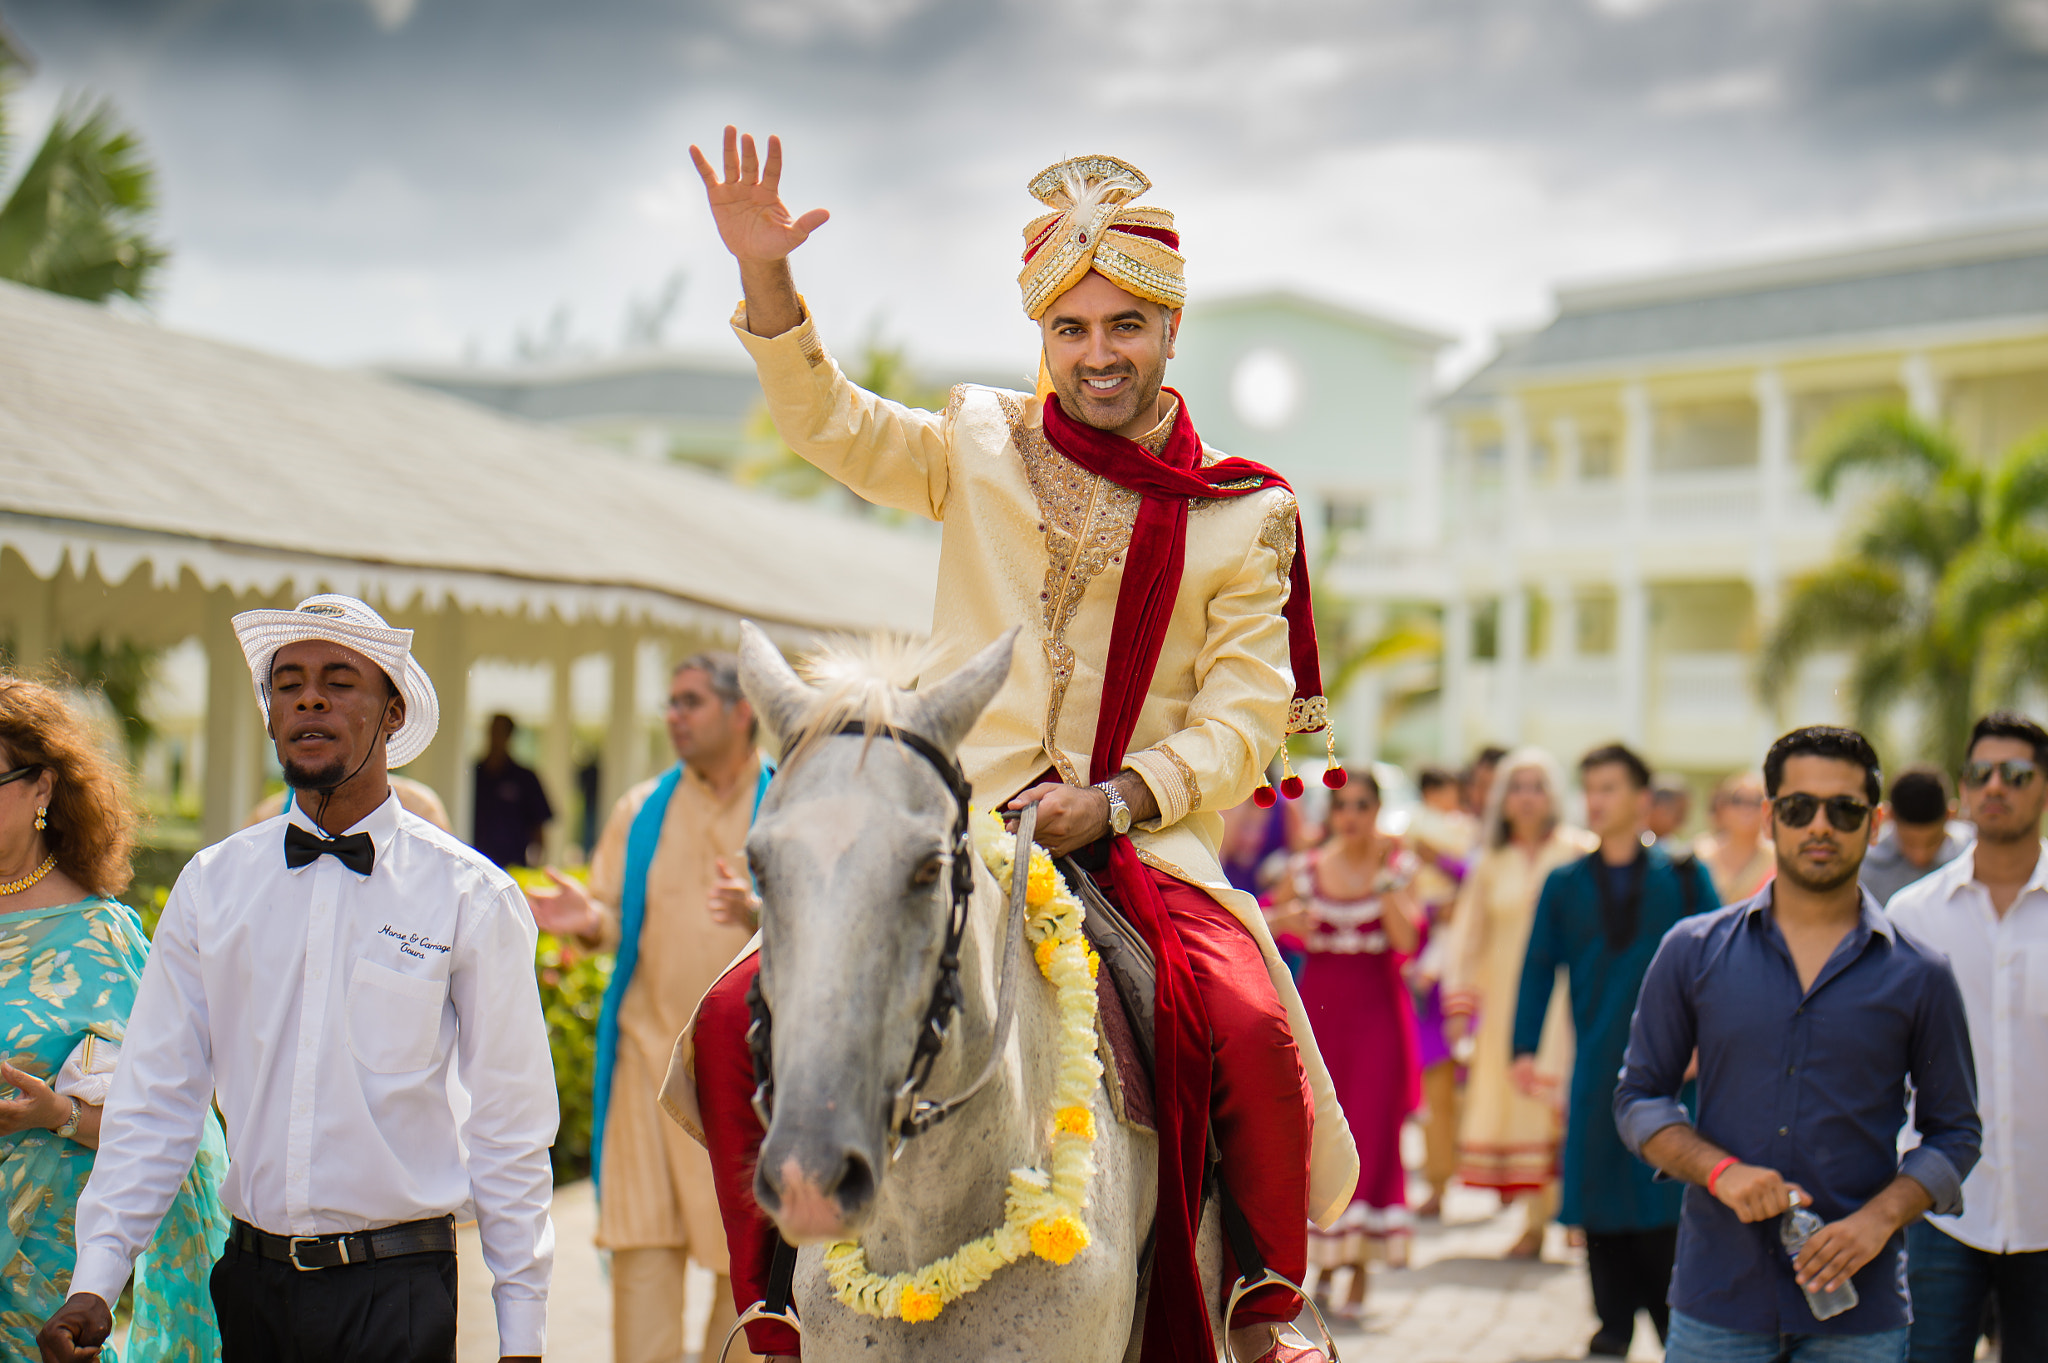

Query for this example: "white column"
[1901,351,1941,424]
[601,630,643,817]
[1440,596,1472,763]
[1412,405,1447,551]
[417,608,474,842]
[11,571,55,673]
[540,649,576,865]
[1497,398,1530,745]
[1618,577,1649,749]
[1618,383,1653,747]
[1545,579,1576,662]
[201,588,257,846]
[1552,416,1581,484]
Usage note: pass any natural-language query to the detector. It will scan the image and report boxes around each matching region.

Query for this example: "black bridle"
[745,721,1027,1157]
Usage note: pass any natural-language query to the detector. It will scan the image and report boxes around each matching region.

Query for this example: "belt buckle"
[288,1235,349,1271]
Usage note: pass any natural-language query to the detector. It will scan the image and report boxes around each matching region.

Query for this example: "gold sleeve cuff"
[729,294,827,369]
[1127,745,1200,830]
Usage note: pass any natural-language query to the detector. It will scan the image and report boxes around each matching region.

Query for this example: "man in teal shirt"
[1514,743,1717,1357]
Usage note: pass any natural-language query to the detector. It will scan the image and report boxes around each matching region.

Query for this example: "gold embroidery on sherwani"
[1012,412,1140,776]
[1156,743,1202,813]
[1261,490,1300,582]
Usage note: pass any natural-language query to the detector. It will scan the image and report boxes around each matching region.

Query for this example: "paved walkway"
[458,1179,1664,1363]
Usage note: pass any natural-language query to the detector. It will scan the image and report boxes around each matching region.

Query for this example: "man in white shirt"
[1888,710,2048,1363]
[37,595,558,1363]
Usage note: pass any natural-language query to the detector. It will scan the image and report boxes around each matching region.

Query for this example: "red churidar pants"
[694,865,1314,1356]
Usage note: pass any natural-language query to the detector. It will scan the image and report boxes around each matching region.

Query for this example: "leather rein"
[745,721,1033,1159]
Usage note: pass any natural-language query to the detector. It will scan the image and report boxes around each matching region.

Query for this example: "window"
[1575,590,1617,655]
[1324,496,1370,538]
[1654,398,1759,472]
[1472,599,1500,661]
[1580,429,1618,480]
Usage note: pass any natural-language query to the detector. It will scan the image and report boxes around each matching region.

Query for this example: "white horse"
[733,622,1225,1362]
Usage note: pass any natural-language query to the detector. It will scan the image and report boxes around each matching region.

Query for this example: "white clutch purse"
[54,1034,121,1106]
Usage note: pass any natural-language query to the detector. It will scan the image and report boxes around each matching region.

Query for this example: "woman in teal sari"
[0,675,228,1361]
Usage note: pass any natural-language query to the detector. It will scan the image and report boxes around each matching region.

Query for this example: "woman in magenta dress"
[1266,769,1420,1319]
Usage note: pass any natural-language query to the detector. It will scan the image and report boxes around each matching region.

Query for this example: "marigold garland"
[822,808,1104,1322]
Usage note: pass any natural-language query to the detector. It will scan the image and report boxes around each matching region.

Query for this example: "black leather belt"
[230,1215,457,1271]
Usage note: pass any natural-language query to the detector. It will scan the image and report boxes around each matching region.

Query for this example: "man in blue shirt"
[1615,725,1980,1363]
[1514,743,1718,1357]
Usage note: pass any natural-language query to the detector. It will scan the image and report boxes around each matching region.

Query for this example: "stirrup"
[715,1300,802,1363]
[1221,1268,1341,1363]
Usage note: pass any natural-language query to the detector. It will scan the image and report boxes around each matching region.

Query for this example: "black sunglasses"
[0,764,40,791]
[1771,792,1871,832]
[1959,759,2039,790]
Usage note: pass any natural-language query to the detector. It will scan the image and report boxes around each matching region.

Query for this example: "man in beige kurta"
[530,654,763,1363]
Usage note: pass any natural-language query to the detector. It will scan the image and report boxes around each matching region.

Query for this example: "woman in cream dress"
[1442,747,1590,1259]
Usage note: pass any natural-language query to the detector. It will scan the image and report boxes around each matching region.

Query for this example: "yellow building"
[1353,219,2048,771]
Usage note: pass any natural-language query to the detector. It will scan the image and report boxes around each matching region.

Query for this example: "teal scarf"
[0,898,229,1361]
[590,760,772,1191]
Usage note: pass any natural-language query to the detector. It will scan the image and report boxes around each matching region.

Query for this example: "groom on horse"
[681,129,1360,1363]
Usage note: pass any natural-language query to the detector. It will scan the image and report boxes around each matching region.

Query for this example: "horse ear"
[908,627,1018,755]
[737,621,811,744]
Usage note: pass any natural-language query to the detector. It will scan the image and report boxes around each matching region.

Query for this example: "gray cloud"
[5,0,2045,367]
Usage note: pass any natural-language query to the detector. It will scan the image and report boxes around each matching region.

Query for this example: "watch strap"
[55,1095,81,1140]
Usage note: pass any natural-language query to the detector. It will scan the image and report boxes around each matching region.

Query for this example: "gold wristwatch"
[54,1096,81,1141]
[1093,779,1133,837]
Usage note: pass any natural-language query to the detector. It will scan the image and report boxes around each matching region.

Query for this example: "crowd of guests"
[2,621,2042,1363]
[1242,723,2044,1363]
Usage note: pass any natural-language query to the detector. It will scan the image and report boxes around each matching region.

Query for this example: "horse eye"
[911,855,944,888]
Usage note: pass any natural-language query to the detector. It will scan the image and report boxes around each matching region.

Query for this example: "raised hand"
[690,126,830,264]
[525,867,602,943]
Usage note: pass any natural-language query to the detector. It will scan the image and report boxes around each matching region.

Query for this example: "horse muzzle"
[756,1126,881,1243]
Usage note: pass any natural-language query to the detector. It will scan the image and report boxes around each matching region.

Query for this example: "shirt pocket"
[347,958,447,1074]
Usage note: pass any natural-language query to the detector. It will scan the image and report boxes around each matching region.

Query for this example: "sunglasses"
[1959,759,2039,790]
[1771,793,1871,832]
[0,764,40,791]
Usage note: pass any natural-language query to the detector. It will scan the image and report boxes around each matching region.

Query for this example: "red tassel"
[1280,774,1305,800]
[1323,767,1348,789]
[1252,784,1278,809]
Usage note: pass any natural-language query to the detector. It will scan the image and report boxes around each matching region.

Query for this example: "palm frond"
[1806,405,1966,500]
[1988,429,2048,538]
[0,94,167,303]
[1325,616,1442,700]
[1757,562,1906,702]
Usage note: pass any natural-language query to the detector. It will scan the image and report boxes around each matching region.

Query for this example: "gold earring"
[35,808,47,831]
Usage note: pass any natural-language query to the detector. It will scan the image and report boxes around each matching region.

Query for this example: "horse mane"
[779,633,938,770]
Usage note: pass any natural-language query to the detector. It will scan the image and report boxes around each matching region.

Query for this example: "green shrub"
[537,933,609,1183]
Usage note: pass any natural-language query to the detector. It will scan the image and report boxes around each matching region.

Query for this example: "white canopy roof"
[0,278,936,638]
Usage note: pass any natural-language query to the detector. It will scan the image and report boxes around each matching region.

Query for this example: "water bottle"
[1779,1192,1858,1321]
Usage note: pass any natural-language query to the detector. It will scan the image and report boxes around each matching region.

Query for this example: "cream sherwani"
[720,303,1358,1225]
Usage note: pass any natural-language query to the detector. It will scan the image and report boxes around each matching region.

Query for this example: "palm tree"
[0,63,168,303]
[1758,408,1984,764]
[1934,428,2048,708]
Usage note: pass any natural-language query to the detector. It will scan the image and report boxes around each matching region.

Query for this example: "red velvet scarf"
[1041,388,1323,1363]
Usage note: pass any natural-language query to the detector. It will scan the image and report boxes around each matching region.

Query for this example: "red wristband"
[1706,1155,1740,1197]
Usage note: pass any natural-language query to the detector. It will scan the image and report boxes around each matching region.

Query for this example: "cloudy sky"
[7,0,2048,378]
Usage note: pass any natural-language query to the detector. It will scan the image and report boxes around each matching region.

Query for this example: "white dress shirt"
[71,794,559,1352]
[1890,843,2048,1254]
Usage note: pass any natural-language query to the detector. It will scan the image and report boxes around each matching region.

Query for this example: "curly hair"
[0,674,138,899]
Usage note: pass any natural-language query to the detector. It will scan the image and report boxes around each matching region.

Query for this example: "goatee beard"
[283,758,348,791]
[1778,853,1861,894]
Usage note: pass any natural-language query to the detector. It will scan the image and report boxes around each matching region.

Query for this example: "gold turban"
[1018,155,1185,320]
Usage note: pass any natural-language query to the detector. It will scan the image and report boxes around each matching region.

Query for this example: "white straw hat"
[231,594,441,769]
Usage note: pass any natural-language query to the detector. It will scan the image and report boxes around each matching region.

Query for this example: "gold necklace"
[0,853,58,896]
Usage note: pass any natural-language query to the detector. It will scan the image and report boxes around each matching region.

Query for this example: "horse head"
[736,621,1017,1244]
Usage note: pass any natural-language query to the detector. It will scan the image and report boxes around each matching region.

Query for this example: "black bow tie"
[284,822,376,876]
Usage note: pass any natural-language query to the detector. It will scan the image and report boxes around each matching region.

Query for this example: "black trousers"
[1585,1226,1678,1354]
[209,1241,459,1363]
